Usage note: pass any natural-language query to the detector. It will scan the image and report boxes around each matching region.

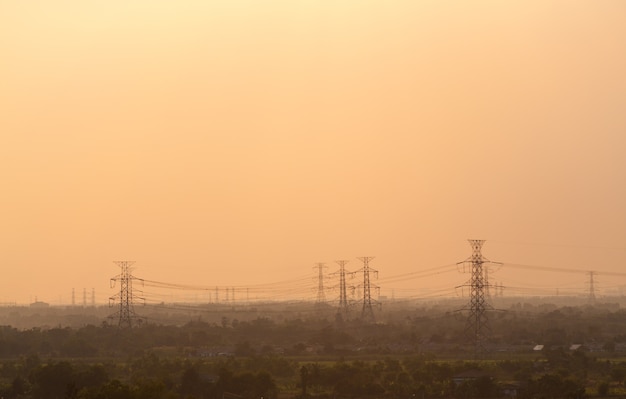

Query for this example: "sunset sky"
[1,1,625,305]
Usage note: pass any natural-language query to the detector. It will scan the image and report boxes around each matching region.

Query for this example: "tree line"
[1,302,626,398]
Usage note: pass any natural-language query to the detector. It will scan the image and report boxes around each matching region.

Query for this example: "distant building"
[30,301,50,308]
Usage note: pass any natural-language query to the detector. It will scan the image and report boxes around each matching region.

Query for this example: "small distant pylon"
[109,261,144,328]
[83,288,87,307]
[91,288,95,307]
[484,268,491,300]
[588,271,596,304]
[314,263,328,305]
[357,257,379,322]
[332,260,353,319]
[457,240,501,358]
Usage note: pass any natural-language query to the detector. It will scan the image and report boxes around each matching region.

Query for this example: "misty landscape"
[2,1,626,398]
[3,292,626,398]
[3,244,626,399]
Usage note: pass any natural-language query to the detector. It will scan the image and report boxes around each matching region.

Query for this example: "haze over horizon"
[1,1,625,305]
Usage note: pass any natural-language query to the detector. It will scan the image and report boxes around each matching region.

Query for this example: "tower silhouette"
[484,267,491,300]
[109,261,144,328]
[588,271,596,304]
[332,260,352,319]
[314,263,328,305]
[357,256,378,322]
[457,240,500,357]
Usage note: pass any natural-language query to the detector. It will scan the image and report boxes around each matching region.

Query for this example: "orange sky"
[1,1,625,305]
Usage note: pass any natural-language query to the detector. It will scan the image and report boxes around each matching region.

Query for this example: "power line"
[504,262,626,277]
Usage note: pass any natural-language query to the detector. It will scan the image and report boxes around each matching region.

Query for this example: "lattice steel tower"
[109,261,144,328]
[357,256,378,322]
[588,271,596,304]
[457,240,499,358]
[315,263,328,305]
[335,260,351,317]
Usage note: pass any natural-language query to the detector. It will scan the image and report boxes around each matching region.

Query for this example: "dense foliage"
[1,301,626,398]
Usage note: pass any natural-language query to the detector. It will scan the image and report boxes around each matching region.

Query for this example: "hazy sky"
[1,1,625,305]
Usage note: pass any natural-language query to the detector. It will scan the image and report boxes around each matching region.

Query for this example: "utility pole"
[457,240,500,358]
[314,263,328,305]
[109,261,144,328]
[357,257,379,322]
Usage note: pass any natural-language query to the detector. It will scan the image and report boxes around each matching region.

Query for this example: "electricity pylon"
[330,260,353,320]
[314,263,328,305]
[109,261,144,328]
[357,256,379,322]
[588,271,596,304]
[484,267,491,300]
[457,240,501,358]
[337,260,350,314]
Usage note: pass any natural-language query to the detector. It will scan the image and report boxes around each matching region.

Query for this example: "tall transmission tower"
[357,257,379,322]
[314,263,328,305]
[109,261,144,328]
[588,271,596,304]
[457,240,501,358]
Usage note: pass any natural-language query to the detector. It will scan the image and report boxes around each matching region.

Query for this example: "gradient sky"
[1,1,625,305]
